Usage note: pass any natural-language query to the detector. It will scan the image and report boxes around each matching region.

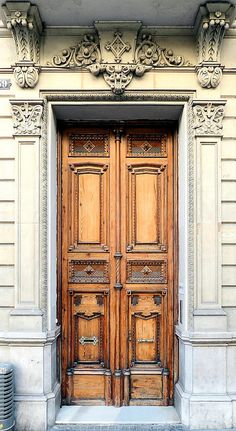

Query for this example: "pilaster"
[194,2,234,88]
[192,100,226,331]
[9,99,44,331]
[2,2,42,88]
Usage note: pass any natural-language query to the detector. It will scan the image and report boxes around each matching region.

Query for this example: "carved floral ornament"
[48,32,191,94]
[10,101,43,135]
[193,102,225,135]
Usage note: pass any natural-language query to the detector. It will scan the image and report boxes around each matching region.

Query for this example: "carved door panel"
[60,125,176,406]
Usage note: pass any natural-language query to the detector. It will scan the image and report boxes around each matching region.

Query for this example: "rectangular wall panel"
[197,138,221,308]
[16,139,39,308]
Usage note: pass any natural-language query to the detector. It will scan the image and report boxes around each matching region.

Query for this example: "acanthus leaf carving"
[2,2,42,88]
[193,102,225,135]
[11,101,43,135]
[195,2,234,88]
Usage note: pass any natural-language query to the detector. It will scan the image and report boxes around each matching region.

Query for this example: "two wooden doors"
[59,123,177,406]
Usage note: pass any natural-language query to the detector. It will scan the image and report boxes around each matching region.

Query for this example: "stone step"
[50,406,182,431]
[50,425,185,431]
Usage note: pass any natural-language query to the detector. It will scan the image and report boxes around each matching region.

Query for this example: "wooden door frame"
[56,120,179,405]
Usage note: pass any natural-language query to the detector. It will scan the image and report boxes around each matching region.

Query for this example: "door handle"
[137,338,155,343]
[79,336,98,346]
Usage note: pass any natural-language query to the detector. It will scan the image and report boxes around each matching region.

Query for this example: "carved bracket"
[10,100,44,136]
[192,101,226,136]
[48,28,191,95]
[194,2,234,88]
[2,2,42,88]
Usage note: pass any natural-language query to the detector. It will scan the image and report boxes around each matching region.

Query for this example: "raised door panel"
[68,163,109,252]
[127,164,167,252]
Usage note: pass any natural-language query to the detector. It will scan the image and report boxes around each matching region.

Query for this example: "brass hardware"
[79,336,98,346]
[137,338,155,343]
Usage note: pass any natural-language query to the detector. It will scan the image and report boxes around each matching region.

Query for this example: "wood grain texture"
[59,123,177,406]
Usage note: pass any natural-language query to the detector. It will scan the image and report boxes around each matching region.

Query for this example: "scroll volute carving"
[195,2,234,88]
[2,2,42,88]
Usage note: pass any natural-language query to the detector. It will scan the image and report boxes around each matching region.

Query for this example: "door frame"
[40,91,194,412]
[57,119,179,405]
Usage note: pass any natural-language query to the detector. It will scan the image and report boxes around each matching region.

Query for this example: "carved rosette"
[11,101,43,135]
[135,33,190,67]
[50,34,101,68]
[193,102,225,135]
[195,2,234,88]
[49,31,190,94]
[2,2,42,88]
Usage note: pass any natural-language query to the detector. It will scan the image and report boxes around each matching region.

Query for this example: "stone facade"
[0,1,236,430]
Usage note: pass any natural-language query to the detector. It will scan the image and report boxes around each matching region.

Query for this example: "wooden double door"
[60,123,176,406]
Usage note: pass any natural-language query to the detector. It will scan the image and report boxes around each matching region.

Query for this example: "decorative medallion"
[83,141,95,153]
[105,31,131,62]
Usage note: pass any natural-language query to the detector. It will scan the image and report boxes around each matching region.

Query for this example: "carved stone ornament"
[196,62,223,89]
[11,101,43,135]
[48,30,190,95]
[105,32,131,62]
[13,61,40,88]
[2,2,42,88]
[193,103,225,135]
[135,33,190,67]
[195,2,234,88]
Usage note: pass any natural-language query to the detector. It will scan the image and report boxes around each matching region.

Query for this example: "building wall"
[0,3,236,430]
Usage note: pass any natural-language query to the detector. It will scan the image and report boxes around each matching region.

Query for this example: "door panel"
[60,124,176,406]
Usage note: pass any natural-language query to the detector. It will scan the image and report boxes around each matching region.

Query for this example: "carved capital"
[193,101,226,136]
[10,100,43,136]
[2,2,42,88]
[194,2,234,88]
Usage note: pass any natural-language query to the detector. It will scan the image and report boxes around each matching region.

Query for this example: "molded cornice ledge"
[2,2,42,88]
[194,2,234,88]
